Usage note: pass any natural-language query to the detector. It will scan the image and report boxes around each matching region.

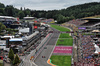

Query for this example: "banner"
[53,46,72,54]
[78,27,86,30]
[34,26,37,29]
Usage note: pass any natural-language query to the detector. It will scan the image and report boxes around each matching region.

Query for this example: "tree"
[1,2,100,24]
[0,3,5,8]
[18,11,25,19]
[8,49,14,61]
[0,8,4,15]
[4,5,14,16]
[0,23,6,32]
[13,54,20,65]
[24,9,31,16]
[20,7,22,11]
[56,14,65,24]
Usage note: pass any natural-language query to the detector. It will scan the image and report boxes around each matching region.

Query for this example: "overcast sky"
[0,0,100,10]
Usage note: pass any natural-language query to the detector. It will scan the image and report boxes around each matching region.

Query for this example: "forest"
[0,2,100,23]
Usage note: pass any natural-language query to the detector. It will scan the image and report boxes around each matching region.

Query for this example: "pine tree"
[13,54,20,65]
[8,49,14,61]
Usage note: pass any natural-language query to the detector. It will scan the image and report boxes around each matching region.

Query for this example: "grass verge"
[56,38,73,46]
[59,33,72,38]
[50,55,71,66]
[50,24,70,32]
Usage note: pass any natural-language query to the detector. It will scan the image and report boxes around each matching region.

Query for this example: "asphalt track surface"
[34,28,60,66]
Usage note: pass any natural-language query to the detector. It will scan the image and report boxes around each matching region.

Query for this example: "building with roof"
[23,17,36,22]
[19,28,29,33]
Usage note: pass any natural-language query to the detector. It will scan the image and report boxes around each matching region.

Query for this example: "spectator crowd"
[67,19,86,26]
[77,34,100,65]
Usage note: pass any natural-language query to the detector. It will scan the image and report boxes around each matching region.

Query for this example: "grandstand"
[66,19,86,26]
[74,33,100,66]
[63,18,100,65]
[78,18,100,32]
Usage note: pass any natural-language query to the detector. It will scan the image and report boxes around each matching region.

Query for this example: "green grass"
[50,24,70,32]
[0,60,3,63]
[56,38,73,46]
[0,62,3,66]
[50,55,71,66]
[59,33,72,38]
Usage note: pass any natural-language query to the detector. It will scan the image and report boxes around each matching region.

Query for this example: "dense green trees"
[4,5,14,16]
[8,49,14,61]
[8,49,20,65]
[24,9,31,17]
[18,11,25,19]
[13,54,20,65]
[0,8,4,15]
[0,3,5,8]
[0,23,18,35]
[0,2,100,23]
[0,23,6,32]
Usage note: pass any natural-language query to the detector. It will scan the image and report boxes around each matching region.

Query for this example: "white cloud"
[0,0,100,10]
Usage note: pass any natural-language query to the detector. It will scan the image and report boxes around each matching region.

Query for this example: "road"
[34,28,60,66]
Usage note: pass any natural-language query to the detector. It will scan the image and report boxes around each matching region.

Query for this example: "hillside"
[0,2,100,23]
[62,2,100,18]
[84,15,100,18]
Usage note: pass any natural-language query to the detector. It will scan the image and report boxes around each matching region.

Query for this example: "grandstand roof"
[80,21,100,26]
[0,36,14,39]
[9,38,22,41]
[80,18,100,26]
[0,16,14,19]
[24,17,35,19]
[82,18,100,21]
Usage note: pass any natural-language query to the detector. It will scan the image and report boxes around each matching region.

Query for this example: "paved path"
[4,62,11,66]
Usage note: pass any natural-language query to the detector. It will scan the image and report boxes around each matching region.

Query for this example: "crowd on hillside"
[77,34,100,65]
[67,19,86,26]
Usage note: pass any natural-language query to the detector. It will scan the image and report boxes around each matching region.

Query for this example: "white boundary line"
[31,60,38,66]
[29,60,32,66]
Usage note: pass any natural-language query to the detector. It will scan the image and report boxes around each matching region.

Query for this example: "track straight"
[34,27,60,66]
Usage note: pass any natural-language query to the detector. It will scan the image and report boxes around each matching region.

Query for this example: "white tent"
[94,44,99,48]
[92,30,100,32]
[94,50,99,54]
[94,44,100,53]
[19,28,29,33]
[93,43,95,45]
